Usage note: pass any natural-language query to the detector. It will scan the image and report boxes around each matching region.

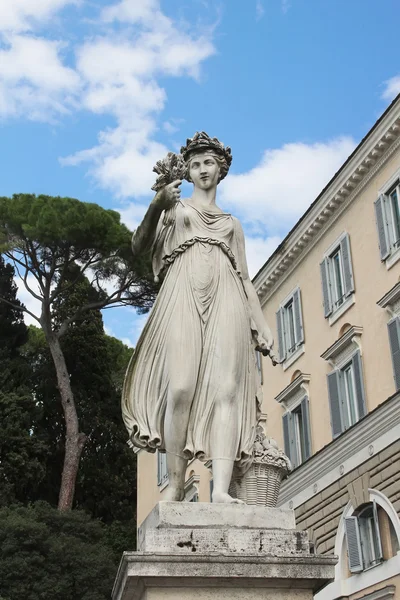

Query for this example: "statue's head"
[180,132,232,184]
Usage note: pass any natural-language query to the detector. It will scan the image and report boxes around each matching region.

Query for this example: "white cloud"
[220,136,356,233]
[244,235,282,278]
[100,0,159,26]
[118,202,148,231]
[61,0,215,197]
[0,0,77,33]
[14,275,42,326]
[0,35,80,121]
[381,75,400,102]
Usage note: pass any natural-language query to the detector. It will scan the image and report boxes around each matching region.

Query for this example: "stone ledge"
[139,501,295,533]
[113,552,337,600]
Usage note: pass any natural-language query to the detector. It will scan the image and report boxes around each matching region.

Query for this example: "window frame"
[320,232,355,325]
[282,395,311,469]
[327,349,366,439]
[157,450,168,488]
[375,170,400,268]
[388,316,400,391]
[276,286,305,368]
[345,501,383,573]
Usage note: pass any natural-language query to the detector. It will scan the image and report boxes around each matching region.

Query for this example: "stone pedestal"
[112,502,336,600]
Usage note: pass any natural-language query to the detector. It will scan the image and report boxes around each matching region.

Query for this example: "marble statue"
[122,132,276,504]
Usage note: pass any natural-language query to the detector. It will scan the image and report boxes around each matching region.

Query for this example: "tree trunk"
[46,331,87,511]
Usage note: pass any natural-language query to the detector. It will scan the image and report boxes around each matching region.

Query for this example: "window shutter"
[345,516,364,573]
[320,259,332,317]
[388,317,400,391]
[374,195,390,260]
[282,412,291,461]
[352,351,367,419]
[340,234,355,296]
[276,307,286,362]
[372,501,383,561]
[157,450,162,486]
[157,451,168,486]
[300,396,312,461]
[283,412,298,467]
[293,288,305,345]
[327,371,343,438]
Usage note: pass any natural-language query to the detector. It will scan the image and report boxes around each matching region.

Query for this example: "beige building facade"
[135,95,400,599]
[253,94,400,600]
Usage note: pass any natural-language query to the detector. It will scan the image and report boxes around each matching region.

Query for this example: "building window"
[388,317,400,391]
[157,450,168,487]
[345,502,383,573]
[282,396,311,469]
[320,233,355,320]
[327,350,366,438]
[375,181,400,263]
[276,287,304,365]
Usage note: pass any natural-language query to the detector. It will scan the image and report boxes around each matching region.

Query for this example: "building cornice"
[254,97,400,304]
[277,391,400,509]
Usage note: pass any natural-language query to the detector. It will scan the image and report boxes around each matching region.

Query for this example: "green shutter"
[293,288,305,345]
[283,412,298,467]
[388,318,400,391]
[345,516,363,573]
[320,258,332,317]
[341,234,355,296]
[327,370,343,438]
[276,307,286,362]
[373,501,383,561]
[352,351,367,419]
[374,195,390,260]
[282,413,291,461]
[300,397,312,461]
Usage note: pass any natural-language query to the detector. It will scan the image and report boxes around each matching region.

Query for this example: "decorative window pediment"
[275,372,310,411]
[321,325,363,368]
[377,281,400,317]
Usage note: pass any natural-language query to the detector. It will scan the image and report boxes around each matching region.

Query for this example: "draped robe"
[122,200,260,471]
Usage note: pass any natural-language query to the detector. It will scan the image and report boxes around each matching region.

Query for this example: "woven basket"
[229,462,284,507]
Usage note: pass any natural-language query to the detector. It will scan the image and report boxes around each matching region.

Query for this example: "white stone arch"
[333,488,400,581]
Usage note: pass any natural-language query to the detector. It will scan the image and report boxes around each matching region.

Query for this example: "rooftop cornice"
[254,96,400,304]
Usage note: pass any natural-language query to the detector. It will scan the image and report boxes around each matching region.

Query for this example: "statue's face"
[189,154,220,190]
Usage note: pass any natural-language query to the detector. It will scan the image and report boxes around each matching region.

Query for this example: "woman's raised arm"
[131,180,182,256]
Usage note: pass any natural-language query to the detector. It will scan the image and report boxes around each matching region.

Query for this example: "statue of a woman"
[122,132,275,503]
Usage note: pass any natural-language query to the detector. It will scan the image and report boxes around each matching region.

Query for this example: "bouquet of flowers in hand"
[151,152,187,192]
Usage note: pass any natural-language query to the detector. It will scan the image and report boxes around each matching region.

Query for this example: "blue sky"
[1,0,400,346]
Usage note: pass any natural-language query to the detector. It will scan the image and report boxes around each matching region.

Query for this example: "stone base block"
[113,503,337,600]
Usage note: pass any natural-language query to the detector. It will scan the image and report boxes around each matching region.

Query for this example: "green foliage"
[23,270,137,523]
[0,257,47,506]
[0,391,47,507]
[0,256,28,391]
[0,194,156,314]
[0,503,118,600]
[0,194,129,254]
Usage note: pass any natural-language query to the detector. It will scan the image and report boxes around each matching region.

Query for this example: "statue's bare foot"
[163,486,185,501]
[212,491,245,504]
